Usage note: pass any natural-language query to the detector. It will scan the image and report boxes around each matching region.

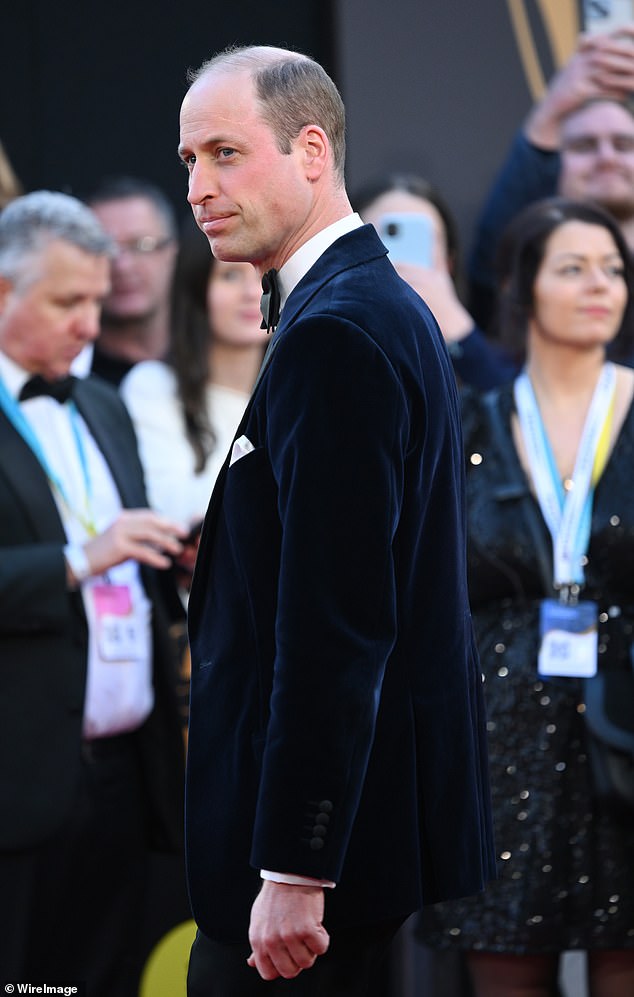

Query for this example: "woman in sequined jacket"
[418,198,634,997]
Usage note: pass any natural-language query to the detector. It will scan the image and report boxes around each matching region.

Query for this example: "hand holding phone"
[583,0,634,36]
[171,518,203,589]
[183,518,204,546]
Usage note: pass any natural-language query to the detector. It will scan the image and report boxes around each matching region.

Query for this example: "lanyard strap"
[0,376,97,535]
[514,364,615,591]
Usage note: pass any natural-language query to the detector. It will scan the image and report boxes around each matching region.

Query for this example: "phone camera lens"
[386,222,399,237]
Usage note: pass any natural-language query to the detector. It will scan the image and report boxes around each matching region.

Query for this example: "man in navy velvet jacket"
[180,45,495,995]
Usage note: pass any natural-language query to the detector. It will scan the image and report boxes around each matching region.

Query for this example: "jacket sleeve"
[250,314,409,882]
[0,544,71,634]
[468,130,560,330]
[449,326,518,390]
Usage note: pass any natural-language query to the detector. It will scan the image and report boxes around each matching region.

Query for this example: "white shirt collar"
[0,350,32,400]
[0,346,91,401]
[277,213,363,310]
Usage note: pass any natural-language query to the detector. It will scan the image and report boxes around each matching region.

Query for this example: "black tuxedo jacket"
[186,225,495,941]
[0,375,184,851]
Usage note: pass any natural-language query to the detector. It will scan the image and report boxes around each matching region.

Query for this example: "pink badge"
[92,584,132,616]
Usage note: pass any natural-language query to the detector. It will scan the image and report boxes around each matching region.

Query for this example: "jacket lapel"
[73,378,146,510]
[190,224,388,607]
[0,410,66,541]
[278,223,386,333]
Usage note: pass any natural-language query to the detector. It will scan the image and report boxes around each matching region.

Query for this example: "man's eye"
[218,148,235,159]
[564,139,596,154]
[613,137,634,153]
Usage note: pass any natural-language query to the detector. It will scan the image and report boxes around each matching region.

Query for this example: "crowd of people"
[1,21,634,997]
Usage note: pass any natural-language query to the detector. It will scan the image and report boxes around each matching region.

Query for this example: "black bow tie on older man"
[19,374,76,404]
[260,269,281,334]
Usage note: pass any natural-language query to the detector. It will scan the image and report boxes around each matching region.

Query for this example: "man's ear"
[0,276,15,316]
[299,124,329,182]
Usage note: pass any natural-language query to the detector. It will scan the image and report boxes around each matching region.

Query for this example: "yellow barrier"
[139,919,197,997]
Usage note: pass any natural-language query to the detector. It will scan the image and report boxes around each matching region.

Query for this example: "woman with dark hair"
[354,173,517,389]
[354,173,463,275]
[121,216,264,534]
[418,197,634,997]
[0,139,22,209]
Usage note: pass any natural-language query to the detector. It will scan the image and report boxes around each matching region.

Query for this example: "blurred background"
[0,0,581,255]
[0,3,599,995]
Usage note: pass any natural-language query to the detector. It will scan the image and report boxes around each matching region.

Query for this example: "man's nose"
[187,162,219,205]
[73,303,101,340]
[596,138,620,163]
[111,245,138,270]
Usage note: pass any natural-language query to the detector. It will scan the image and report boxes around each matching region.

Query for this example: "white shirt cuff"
[260,870,336,889]
[64,542,91,585]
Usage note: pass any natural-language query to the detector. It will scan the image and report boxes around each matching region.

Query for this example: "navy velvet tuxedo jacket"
[186,224,495,942]
[0,375,184,852]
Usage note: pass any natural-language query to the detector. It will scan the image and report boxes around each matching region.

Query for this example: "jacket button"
[318,800,333,813]
[312,825,327,838]
[315,813,330,826]
[310,837,325,850]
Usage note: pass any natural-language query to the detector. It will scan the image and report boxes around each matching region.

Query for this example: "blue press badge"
[538,599,598,678]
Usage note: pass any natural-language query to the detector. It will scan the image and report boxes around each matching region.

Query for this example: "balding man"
[180,44,494,997]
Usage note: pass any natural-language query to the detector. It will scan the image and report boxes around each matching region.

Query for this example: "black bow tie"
[260,269,281,334]
[19,375,76,404]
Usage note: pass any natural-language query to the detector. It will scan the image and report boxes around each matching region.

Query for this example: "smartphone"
[377,212,434,267]
[183,519,204,545]
[582,0,634,35]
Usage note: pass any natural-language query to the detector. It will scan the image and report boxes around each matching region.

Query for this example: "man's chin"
[594,194,634,223]
[101,306,154,326]
[207,242,244,263]
[577,181,634,220]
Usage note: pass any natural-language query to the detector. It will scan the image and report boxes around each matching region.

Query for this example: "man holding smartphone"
[470,22,634,330]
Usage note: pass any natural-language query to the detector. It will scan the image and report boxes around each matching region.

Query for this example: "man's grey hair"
[187,45,347,186]
[0,190,113,287]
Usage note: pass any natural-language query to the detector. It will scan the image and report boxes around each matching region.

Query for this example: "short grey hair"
[0,190,113,286]
[188,45,347,186]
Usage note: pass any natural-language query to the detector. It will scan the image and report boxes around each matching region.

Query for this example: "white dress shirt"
[277,212,363,310]
[0,351,153,738]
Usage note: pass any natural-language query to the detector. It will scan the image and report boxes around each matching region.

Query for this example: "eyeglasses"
[562,134,634,155]
[113,235,173,257]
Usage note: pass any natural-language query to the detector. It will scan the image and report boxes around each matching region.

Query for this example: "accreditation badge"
[92,583,146,661]
[538,598,598,678]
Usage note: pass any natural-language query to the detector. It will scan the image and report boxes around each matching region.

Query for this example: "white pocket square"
[229,435,255,466]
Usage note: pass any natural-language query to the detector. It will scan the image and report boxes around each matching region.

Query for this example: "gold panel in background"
[506,0,581,100]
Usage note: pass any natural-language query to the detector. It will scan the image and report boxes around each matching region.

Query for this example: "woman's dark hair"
[351,173,463,285]
[497,196,634,362]
[169,214,217,472]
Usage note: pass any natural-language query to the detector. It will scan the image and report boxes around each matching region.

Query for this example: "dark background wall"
[336,0,585,252]
[2,1,585,254]
[1,0,336,222]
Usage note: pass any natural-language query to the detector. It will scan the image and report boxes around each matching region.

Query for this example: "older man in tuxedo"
[0,191,187,995]
[180,45,496,996]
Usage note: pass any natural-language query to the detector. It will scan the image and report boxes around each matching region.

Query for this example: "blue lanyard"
[514,364,615,591]
[0,376,97,535]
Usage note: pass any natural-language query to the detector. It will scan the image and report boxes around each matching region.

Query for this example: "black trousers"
[0,733,147,996]
[187,917,405,997]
